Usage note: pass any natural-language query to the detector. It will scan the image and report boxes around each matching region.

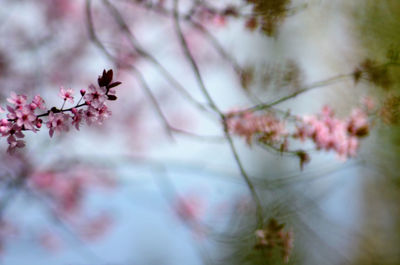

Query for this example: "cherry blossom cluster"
[295,106,370,160]
[255,218,294,263]
[226,110,288,147]
[0,69,121,154]
[227,104,371,165]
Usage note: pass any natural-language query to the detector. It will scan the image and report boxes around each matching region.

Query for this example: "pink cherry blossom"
[59,87,74,103]
[83,107,99,125]
[15,106,37,131]
[96,105,111,124]
[6,125,25,154]
[7,92,27,107]
[46,112,70,137]
[0,119,10,136]
[295,106,369,160]
[71,108,83,130]
[227,110,287,145]
[84,84,107,108]
[347,108,369,136]
[0,69,120,153]
[31,95,46,110]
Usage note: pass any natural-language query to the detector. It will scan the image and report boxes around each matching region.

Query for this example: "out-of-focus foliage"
[352,1,400,264]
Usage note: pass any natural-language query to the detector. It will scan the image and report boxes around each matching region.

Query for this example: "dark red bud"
[107,81,122,89]
[98,69,113,87]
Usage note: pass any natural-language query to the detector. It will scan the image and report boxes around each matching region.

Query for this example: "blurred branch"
[122,0,244,75]
[243,73,353,114]
[102,0,214,116]
[87,0,228,142]
[172,0,264,228]
[151,165,213,265]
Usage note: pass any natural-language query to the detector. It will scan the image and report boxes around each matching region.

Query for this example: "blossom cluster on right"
[227,102,372,167]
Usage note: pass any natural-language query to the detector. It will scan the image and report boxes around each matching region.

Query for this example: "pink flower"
[0,119,10,136]
[84,84,107,108]
[46,112,70,137]
[14,106,37,131]
[83,107,98,125]
[71,108,83,130]
[7,92,27,107]
[347,108,369,137]
[59,87,74,103]
[5,105,37,132]
[295,105,369,160]
[227,110,287,145]
[96,105,111,124]
[31,95,46,110]
[6,105,17,120]
[6,125,25,154]
[0,69,119,153]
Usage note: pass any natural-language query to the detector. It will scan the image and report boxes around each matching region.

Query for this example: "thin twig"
[243,74,352,114]
[172,0,220,113]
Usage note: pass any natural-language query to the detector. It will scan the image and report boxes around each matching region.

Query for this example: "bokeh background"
[0,0,399,264]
